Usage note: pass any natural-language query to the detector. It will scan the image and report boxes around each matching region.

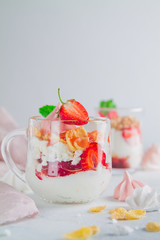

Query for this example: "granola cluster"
[111,115,140,130]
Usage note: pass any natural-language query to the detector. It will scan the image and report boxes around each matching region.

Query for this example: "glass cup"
[1,116,111,203]
[96,107,143,172]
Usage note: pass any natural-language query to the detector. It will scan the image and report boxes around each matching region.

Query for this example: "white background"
[0,0,160,148]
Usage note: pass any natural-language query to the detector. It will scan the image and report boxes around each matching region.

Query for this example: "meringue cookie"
[114,171,146,201]
[109,225,134,236]
[111,219,118,224]
[142,144,160,170]
[126,186,160,210]
[0,229,11,237]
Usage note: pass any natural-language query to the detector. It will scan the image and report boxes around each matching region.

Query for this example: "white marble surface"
[1,170,160,240]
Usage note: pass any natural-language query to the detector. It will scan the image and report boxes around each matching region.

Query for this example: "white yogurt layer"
[111,129,143,168]
[26,151,111,203]
[30,137,82,166]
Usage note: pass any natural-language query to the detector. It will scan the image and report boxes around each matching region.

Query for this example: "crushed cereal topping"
[111,116,140,130]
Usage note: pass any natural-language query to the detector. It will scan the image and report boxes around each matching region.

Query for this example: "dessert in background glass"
[96,100,143,172]
[142,144,160,170]
[1,90,111,203]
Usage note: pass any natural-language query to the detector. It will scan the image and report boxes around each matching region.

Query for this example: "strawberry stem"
[58,88,65,104]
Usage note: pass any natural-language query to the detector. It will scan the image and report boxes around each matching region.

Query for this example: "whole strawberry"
[58,89,89,125]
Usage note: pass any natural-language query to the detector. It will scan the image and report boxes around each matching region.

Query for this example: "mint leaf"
[100,99,117,108]
[99,99,117,116]
[100,101,106,108]
[39,105,56,117]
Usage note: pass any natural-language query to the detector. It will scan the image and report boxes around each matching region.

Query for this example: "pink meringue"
[142,144,160,170]
[40,103,62,135]
[114,171,146,201]
[40,103,76,137]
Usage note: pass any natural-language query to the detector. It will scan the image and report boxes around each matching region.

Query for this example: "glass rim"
[97,107,143,113]
[29,116,110,124]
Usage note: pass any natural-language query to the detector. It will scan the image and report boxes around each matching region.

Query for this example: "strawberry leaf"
[39,105,56,117]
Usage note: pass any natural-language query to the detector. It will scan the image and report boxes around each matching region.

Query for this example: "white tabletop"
[0,170,160,240]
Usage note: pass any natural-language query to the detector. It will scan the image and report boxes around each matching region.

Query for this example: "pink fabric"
[0,162,8,178]
[0,107,27,170]
[0,182,38,225]
[114,171,146,201]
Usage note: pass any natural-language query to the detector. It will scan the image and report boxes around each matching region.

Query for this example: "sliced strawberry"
[41,164,49,176]
[107,111,118,119]
[98,111,105,117]
[88,130,98,142]
[122,127,140,139]
[80,142,105,170]
[35,170,43,180]
[58,89,89,125]
[60,132,66,141]
[59,161,82,171]
[101,152,109,168]
[60,100,89,125]
[81,149,98,170]
[36,160,82,178]
[108,134,110,143]
[57,161,81,176]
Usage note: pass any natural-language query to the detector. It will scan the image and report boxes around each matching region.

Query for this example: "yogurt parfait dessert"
[97,100,143,169]
[26,90,111,203]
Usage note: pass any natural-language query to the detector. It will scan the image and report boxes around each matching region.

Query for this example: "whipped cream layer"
[111,128,142,168]
[26,151,111,203]
[30,137,83,166]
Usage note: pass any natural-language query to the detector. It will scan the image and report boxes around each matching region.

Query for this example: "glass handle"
[1,129,27,183]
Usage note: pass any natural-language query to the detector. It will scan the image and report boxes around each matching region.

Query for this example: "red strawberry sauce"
[112,156,130,168]
[35,143,109,180]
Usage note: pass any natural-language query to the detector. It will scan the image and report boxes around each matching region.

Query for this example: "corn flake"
[109,208,146,221]
[110,212,126,220]
[63,225,99,240]
[109,208,127,220]
[34,127,41,138]
[146,222,160,232]
[89,225,100,235]
[66,127,89,151]
[109,208,127,214]
[42,133,50,141]
[59,139,67,144]
[125,210,146,220]
[89,205,106,213]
